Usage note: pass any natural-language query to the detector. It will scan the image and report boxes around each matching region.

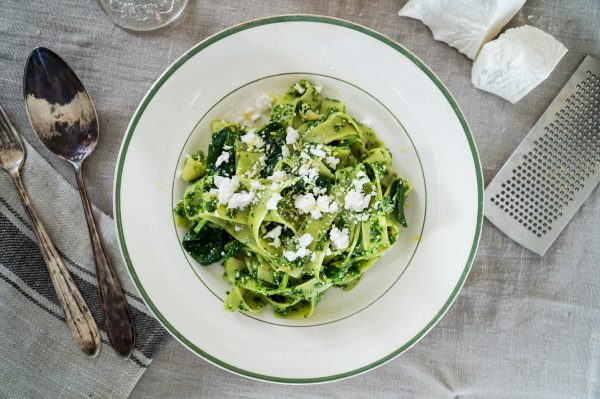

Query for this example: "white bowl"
[114,15,483,383]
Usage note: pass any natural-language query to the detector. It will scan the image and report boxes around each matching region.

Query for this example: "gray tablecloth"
[1,0,599,397]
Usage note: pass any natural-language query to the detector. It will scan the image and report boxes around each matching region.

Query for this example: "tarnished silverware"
[24,47,136,357]
[0,104,100,356]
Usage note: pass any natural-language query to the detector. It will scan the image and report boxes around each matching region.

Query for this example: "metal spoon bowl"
[24,47,136,358]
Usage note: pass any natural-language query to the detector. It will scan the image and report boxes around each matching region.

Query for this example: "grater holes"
[491,70,600,238]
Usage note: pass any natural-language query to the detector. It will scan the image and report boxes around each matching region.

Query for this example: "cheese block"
[471,25,568,103]
[398,0,526,59]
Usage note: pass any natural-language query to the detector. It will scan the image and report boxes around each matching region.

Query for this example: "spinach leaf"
[223,240,243,261]
[182,223,230,266]
[207,127,238,176]
[334,135,358,148]
[258,122,286,178]
[391,178,408,227]
[281,179,306,198]
[280,226,295,240]
[321,262,358,284]
[315,175,333,191]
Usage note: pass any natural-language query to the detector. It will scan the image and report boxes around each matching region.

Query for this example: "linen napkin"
[0,139,170,398]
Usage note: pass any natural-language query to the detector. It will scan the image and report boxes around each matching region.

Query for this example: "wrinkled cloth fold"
[0,140,169,398]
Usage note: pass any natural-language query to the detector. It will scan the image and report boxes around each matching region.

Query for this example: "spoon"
[23,47,136,358]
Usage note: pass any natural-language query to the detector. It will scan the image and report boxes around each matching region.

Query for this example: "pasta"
[174,80,410,318]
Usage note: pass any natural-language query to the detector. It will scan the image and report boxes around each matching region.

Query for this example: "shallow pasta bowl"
[114,15,483,383]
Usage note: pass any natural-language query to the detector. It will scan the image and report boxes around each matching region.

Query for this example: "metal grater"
[484,55,600,256]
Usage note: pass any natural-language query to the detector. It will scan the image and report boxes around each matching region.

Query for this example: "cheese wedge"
[399,0,526,59]
[471,25,568,103]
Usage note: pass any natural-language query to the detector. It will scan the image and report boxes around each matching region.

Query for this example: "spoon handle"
[11,171,101,357]
[74,165,136,358]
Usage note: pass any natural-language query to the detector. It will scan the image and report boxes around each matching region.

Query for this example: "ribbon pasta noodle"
[174,80,410,318]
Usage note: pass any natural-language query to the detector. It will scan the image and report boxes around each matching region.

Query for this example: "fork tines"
[0,104,25,173]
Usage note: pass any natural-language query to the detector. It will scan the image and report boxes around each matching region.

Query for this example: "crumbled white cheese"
[312,196,335,219]
[295,193,316,214]
[223,145,232,150]
[244,162,260,179]
[471,25,568,103]
[214,176,240,205]
[264,225,282,248]
[310,145,326,158]
[312,186,327,196]
[297,233,313,248]
[298,164,319,184]
[314,85,323,94]
[325,156,340,169]
[240,130,255,144]
[295,193,337,219]
[249,180,264,191]
[344,172,372,212]
[215,151,230,167]
[247,179,263,206]
[293,83,306,95]
[234,225,243,232]
[286,126,299,145]
[242,107,261,122]
[241,130,264,149]
[345,189,372,212]
[283,247,311,262]
[356,212,370,222]
[255,92,273,113]
[330,227,350,250]
[353,170,370,189]
[283,233,313,261]
[299,151,311,161]
[269,170,288,183]
[227,191,255,209]
[325,197,339,213]
[398,0,526,59]
[266,193,282,210]
[281,145,290,157]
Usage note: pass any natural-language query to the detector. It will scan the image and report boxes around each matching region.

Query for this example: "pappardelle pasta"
[174,80,410,318]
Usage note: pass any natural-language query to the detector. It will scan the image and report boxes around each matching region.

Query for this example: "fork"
[0,104,100,356]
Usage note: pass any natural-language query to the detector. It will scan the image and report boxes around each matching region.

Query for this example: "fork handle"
[11,171,101,357]
[74,165,136,358]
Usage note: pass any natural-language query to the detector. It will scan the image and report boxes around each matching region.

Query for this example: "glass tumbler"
[96,0,188,31]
